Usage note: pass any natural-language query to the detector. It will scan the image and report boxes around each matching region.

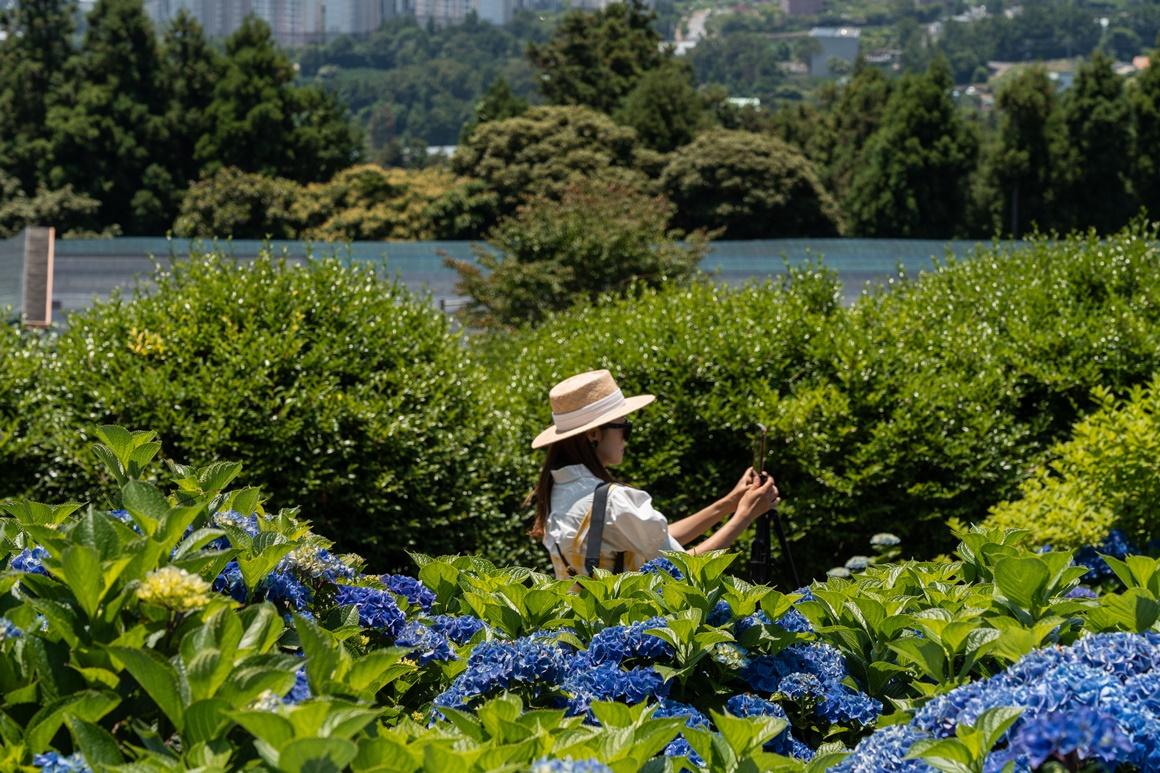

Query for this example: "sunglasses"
[603,421,633,440]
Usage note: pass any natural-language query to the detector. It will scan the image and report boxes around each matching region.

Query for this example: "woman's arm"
[687,476,778,555]
[668,498,733,545]
[668,467,755,545]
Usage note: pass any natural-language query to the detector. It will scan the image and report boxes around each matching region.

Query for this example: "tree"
[1053,51,1134,234]
[816,60,895,207]
[845,58,978,237]
[1131,48,1160,220]
[527,0,667,114]
[172,167,301,239]
[659,129,842,238]
[974,66,1061,236]
[0,171,100,238]
[451,105,646,222]
[614,60,707,153]
[294,165,462,241]
[197,16,360,184]
[446,179,708,328]
[0,0,76,190]
[460,76,529,142]
[43,0,170,233]
[159,10,219,195]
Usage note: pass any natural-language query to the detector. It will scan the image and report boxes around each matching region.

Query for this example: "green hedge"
[21,254,525,572]
[478,225,1160,575]
[0,322,47,499]
[984,375,1160,549]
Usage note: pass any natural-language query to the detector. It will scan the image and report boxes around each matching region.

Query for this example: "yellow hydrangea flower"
[137,566,212,613]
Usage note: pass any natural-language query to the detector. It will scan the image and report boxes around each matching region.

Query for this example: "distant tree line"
[0,0,358,237]
[5,0,1160,243]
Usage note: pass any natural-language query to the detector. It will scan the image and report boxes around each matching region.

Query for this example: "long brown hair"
[526,432,615,540]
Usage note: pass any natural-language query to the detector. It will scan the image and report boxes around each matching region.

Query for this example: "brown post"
[22,226,55,327]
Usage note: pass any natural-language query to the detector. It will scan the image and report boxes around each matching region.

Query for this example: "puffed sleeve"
[603,485,683,558]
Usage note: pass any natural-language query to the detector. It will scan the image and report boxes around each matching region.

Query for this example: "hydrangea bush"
[0,428,1157,771]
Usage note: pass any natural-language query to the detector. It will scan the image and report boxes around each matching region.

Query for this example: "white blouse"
[542,464,683,580]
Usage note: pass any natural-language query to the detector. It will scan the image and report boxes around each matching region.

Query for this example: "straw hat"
[531,370,655,449]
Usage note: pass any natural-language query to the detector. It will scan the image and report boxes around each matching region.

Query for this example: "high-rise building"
[413,0,469,27]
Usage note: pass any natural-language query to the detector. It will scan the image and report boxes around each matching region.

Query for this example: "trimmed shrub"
[30,253,524,571]
[478,225,1160,577]
[447,179,709,328]
[0,323,48,500]
[659,129,843,238]
[985,376,1160,550]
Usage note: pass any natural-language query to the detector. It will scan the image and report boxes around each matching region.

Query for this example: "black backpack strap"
[584,482,612,576]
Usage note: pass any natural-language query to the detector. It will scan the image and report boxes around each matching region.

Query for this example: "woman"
[528,369,779,579]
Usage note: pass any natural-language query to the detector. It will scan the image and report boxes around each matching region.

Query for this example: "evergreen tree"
[614,59,706,153]
[527,0,666,114]
[160,9,219,194]
[976,66,1061,236]
[819,60,894,208]
[845,58,978,237]
[459,76,528,143]
[44,0,170,233]
[0,0,77,190]
[1130,48,1160,220]
[197,16,359,184]
[1053,51,1134,234]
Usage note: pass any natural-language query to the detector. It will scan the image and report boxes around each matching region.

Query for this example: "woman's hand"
[724,466,757,510]
[736,474,779,523]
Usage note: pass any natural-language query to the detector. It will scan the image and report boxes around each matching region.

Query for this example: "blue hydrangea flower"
[829,723,932,773]
[663,735,706,767]
[640,557,683,579]
[281,547,357,582]
[777,607,814,633]
[11,546,49,575]
[707,600,733,626]
[530,758,613,773]
[264,568,313,613]
[381,574,436,612]
[1072,529,1134,582]
[743,642,847,693]
[0,617,23,642]
[561,661,669,715]
[1005,707,1134,768]
[653,699,711,729]
[778,672,825,701]
[1064,585,1098,599]
[108,509,143,534]
[842,632,1160,770]
[725,693,813,760]
[396,621,455,665]
[335,584,405,638]
[586,617,673,666]
[33,753,92,773]
[428,614,487,644]
[212,560,247,602]
[845,555,871,571]
[434,637,569,709]
[818,684,883,726]
[870,533,901,547]
[284,667,311,704]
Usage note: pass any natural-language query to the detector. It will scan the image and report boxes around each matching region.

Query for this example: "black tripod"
[748,424,800,589]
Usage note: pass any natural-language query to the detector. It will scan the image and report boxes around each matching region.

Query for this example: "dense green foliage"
[476,226,1160,575]
[0,2,358,237]
[447,180,708,328]
[299,13,547,152]
[3,228,1160,578]
[9,256,522,572]
[985,377,1160,552]
[659,129,842,238]
[450,106,647,221]
[1,432,1158,769]
[173,165,476,241]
